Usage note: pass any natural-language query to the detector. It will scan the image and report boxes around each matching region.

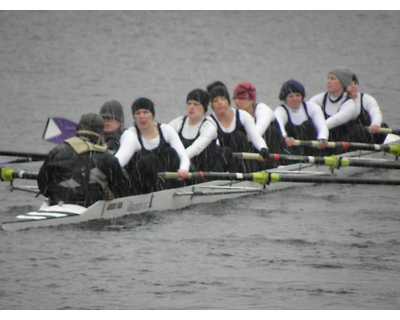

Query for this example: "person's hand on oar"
[259,148,270,161]
[317,139,328,149]
[177,169,189,181]
[284,137,295,147]
[369,124,382,134]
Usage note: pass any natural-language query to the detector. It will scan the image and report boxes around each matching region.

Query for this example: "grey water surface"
[0,11,400,310]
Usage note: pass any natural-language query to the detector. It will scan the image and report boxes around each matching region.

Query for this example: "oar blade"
[43,117,77,144]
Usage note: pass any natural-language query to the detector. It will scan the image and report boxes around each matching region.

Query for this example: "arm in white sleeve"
[362,93,383,126]
[161,124,191,171]
[309,92,325,107]
[114,127,141,168]
[274,106,289,137]
[185,119,218,159]
[306,101,329,140]
[254,102,275,136]
[239,110,268,150]
[325,99,358,130]
[168,116,184,133]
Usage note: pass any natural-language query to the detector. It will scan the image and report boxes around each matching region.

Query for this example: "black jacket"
[37,137,130,207]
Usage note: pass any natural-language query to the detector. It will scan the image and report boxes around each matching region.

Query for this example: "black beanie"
[209,85,231,105]
[207,80,227,93]
[131,97,155,116]
[100,100,124,123]
[279,79,306,101]
[186,89,210,113]
[76,113,104,135]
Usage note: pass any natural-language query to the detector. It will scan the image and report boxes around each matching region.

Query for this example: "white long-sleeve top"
[211,108,268,151]
[274,101,329,140]
[353,92,383,126]
[168,115,218,159]
[253,102,276,136]
[115,123,191,171]
[309,92,358,130]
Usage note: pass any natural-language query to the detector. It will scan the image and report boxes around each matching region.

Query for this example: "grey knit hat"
[329,68,353,89]
[100,100,124,123]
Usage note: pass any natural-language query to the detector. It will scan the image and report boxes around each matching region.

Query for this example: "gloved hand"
[259,148,270,160]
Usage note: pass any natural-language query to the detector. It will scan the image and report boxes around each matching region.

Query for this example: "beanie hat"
[207,80,227,93]
[209,85,231,105]
[329,68,353,89]
[233,82,257,100]
[279,79,306,101]
[100,100,124,123]
[131,97,155,116]
[186,89,210,113]
[76,113,104,135]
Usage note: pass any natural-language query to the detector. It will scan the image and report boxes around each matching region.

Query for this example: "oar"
[291,139,400,157]
[1,167,39,181]
[159,171,400,186]
[0,158,37,165]
[0,151,47,161]
[368,127,400,135]
[233,152,400,170]
[43,117,77,144]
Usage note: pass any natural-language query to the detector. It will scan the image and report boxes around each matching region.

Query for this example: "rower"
[37,113,130,207]
[99,99,125,155]
[114,97,190,195]
[309,68,362,146]
[233,81,291,167]
[169,89,227,173]
[347,72,389,144]
[207,81,272,172]
[275,79,329,156]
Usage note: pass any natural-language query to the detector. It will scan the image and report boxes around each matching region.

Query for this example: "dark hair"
[209,85,231,105]
[186,89,210,113]
[131,97,155,116]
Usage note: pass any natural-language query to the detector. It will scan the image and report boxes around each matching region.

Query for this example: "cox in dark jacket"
[37,113,130,207]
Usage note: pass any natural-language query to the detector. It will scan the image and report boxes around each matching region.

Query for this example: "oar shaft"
[160,171,400,186]
[292,139,392,152]
[0,151,47,161]
[160,171,255,181]
[275,174,400,185]
[1,168,39,181]
[234,152,400,170]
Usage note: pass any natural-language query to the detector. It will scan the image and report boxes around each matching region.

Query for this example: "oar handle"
[366,127,400,135]
[0,167,39,181]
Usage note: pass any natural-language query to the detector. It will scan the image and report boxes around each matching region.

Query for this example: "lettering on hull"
[106,202,124,210]
[127,201,151,213]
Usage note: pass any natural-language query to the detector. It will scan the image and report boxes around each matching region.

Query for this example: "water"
[1,11,400,310]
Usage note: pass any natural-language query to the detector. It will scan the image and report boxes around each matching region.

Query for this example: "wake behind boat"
[2,133,400,231]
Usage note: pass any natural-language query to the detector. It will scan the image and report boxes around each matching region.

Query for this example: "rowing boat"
[2,133,400,231]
